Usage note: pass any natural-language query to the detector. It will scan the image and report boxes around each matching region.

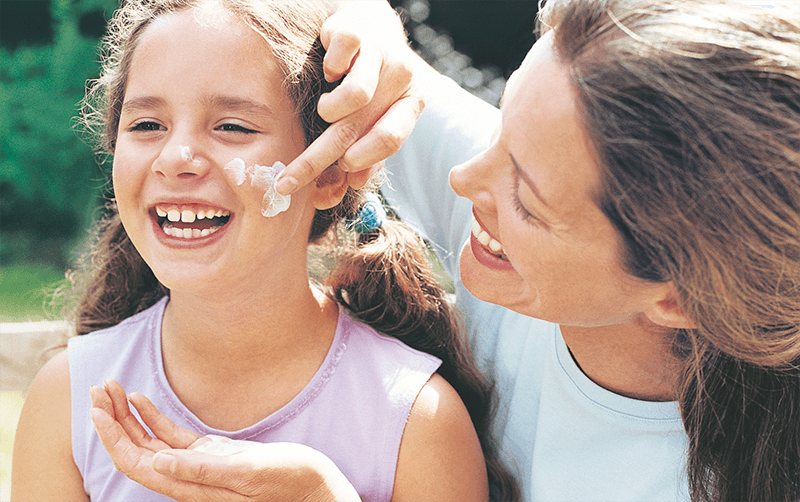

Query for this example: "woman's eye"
[217,123,257,134]
[513,179,541,225]
[129,121,163,132]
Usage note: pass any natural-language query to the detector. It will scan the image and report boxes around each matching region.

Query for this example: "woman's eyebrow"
[510,151,549,208]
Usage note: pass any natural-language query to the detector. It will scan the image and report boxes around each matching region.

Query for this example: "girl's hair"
[72,0,518,498]
[540,0,800,500]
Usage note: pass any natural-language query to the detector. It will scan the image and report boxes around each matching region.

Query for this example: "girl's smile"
[153,204,231,239]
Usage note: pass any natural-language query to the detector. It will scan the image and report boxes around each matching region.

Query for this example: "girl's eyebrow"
[120,95,276,118]
[121,96,166,113]
[204,95,276,118]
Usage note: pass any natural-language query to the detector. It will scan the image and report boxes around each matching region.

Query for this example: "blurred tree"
[1,0,117,268]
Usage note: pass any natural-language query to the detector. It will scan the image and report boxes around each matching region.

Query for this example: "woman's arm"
[11,350,89,502]
[392,374,489,502]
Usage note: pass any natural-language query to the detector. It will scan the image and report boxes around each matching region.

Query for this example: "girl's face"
[449,32,665,327]
[113,9,314,295]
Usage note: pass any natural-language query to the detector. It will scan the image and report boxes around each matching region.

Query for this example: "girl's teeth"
[471,217,505,256]
[161,224,222,239]
[156,206,232,222]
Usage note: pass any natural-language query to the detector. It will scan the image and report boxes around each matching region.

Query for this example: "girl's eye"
[217,123,257,134]
[130,121,163,132]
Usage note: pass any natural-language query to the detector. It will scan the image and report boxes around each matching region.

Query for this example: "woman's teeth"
[155,205,231,239]
[471,218,505,256]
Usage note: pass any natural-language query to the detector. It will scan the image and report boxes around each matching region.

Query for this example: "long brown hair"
[72,0,518,498]
[540,0,800,500]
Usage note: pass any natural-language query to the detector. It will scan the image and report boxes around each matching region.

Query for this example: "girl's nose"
[449,147,497,212]
[151,139,212,181]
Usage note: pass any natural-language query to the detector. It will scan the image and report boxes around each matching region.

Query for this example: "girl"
[10,0,517,500]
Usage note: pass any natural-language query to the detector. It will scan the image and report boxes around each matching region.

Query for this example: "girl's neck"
[158,278,340,430]
[560,317,681,402]
[162,277,337,363]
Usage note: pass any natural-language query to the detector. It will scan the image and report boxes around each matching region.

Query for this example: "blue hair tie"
[352,192,386,233]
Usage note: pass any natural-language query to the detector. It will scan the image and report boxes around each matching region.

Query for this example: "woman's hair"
[540,0,800,500]
[71,0,518,498]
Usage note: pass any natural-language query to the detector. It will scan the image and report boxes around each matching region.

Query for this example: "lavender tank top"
[69,297,441,501]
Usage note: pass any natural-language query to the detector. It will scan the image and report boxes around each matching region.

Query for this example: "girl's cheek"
[223,157,291,217]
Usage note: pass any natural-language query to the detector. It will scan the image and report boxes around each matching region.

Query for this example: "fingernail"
[275,175,298,196]
[90,385,100,401]
[152,451,176,475]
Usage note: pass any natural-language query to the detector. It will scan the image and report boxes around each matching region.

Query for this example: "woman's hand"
[90,380,361,502]
[276,0,426,195]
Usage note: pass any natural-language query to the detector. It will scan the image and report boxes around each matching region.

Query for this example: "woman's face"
[112,9,315,295]
[449,31,664,327]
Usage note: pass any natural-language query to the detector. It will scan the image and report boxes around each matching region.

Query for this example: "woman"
[91,0,800,500]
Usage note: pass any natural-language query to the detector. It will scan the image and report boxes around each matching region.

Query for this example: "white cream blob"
[190,435,259,456]
[223,158,291,217]
[180,145,193,161]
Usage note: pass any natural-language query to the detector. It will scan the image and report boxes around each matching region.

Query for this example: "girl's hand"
[90,380,360,502]
[277,0,426,195]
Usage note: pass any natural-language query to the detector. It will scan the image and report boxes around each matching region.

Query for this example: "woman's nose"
[449,147,496,211]
[151,137,211,181]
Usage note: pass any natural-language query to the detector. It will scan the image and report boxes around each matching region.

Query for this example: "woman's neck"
[560,316,681,402]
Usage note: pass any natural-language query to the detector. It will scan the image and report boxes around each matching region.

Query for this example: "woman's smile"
[469,213,513,271]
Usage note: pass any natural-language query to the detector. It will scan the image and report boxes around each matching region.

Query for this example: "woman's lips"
[469,214,514,271]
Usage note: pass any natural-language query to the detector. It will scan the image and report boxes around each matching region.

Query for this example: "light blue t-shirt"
[384,72,690,502]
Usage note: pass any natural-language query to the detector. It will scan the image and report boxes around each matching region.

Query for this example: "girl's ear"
[644,283,698,330]
[312,164,348,210]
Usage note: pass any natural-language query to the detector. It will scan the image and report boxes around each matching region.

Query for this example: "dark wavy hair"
[541,0,800,500]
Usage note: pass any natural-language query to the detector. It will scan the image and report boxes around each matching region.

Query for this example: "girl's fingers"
[90,406,155,474]
[103,380,168,451]
[90,383,116,418]
[128,392,201,449]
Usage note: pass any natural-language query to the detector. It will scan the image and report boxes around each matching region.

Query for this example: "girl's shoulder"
[12,349,88,500]
[336,307,442,373]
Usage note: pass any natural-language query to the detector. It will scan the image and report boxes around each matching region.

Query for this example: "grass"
[0,264,67,322]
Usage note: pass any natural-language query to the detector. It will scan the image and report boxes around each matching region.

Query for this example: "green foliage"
[0,264,67,321]
[1,0,116,268]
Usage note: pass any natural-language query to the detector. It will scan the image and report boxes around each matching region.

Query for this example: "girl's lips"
[469,212,514,271]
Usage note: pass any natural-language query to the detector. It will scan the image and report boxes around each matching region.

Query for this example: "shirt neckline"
[148,297,351,439]
[553,324,683,422]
